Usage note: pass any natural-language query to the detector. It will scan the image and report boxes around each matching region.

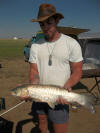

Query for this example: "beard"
[44,28,57,41]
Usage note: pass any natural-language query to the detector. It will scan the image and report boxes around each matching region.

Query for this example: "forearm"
[29,63,39,84]
[64,61,83,89]
[29,71,39,84]
[64,70,82,89]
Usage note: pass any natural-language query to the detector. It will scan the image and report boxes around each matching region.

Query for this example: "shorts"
[31,102,69,124]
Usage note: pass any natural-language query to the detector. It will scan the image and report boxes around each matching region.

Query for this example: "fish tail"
[89,105,96,114]
[80,93,96,114]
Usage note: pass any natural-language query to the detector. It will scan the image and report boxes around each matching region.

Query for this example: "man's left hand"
[56,96,69,105]
[56,86,72,105]
[63,85,72,92]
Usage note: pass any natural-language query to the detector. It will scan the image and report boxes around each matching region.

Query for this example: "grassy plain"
[0,39,29,59]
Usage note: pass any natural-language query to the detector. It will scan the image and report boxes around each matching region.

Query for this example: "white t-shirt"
[29,33,83,87]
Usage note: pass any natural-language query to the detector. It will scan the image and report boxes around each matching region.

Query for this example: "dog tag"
[48,55,52,66]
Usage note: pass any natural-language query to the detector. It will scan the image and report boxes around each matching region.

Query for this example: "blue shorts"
[31,102,69,124]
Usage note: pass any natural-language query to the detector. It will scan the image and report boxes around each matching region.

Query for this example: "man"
[29,3,83,133]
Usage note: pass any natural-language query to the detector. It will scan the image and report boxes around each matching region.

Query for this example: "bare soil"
[0,59,100,133]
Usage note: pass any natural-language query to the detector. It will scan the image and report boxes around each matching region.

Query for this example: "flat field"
[0,39,29,59]
[0,39,100,133]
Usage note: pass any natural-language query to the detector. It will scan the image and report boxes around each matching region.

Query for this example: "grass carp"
[11,84,96,113]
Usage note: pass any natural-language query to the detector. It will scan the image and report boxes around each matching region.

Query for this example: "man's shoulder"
[61,33,76,42]
[35,37,46,45]
[61,33,79,45]
[31,38,46,49]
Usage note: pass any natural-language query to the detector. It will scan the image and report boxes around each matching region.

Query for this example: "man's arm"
[20,63,39,101]
[29,63,39,84]
[57,61,83,104]
[64,61,83,90]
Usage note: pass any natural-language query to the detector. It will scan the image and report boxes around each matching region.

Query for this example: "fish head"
[10,85,29,97]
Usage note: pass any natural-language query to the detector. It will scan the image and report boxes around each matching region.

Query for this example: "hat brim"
[31,12,64,22]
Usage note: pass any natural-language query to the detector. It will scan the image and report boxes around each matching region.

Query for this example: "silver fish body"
[11,84,96,113]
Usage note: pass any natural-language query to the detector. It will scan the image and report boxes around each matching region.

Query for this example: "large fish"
[10,84,96,113]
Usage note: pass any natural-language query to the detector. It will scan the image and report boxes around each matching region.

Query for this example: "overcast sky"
[0,0,100,38]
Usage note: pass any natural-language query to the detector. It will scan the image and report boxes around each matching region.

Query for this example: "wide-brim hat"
[31,3,64,22]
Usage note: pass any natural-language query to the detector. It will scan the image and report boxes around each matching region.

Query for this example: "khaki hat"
[31,3,64,22]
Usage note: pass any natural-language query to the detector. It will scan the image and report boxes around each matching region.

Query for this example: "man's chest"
[37,42,70,63]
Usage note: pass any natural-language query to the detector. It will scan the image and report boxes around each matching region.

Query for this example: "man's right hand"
[20,96,32,102]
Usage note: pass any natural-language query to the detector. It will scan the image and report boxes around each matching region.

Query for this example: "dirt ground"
[0,59,100,133]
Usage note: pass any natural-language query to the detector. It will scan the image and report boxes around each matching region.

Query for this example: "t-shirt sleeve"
[29,44,37,63]
[69,40,83,62]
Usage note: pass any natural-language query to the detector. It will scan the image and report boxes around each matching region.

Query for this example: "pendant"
[48,55,52,66]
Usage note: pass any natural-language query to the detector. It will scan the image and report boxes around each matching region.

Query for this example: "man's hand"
[56,96,69,105]
[20,96,32,102]
[56,86,72,105]
[63,85,72,92]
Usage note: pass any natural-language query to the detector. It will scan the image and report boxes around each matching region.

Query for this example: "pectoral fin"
[48,102,55,109]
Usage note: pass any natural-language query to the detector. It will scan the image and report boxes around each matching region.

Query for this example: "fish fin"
[48,102,55,109]
[80,93,96,105]
[33,98,42,102]
[79,93,96,113]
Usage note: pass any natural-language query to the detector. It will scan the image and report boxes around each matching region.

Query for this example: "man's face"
[39,16,58,40]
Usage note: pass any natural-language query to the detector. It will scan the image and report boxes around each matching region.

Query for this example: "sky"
[0,0,100,38]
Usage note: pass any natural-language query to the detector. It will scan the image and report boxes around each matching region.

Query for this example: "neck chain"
[47,42,57,66]
[46,33,61,66]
